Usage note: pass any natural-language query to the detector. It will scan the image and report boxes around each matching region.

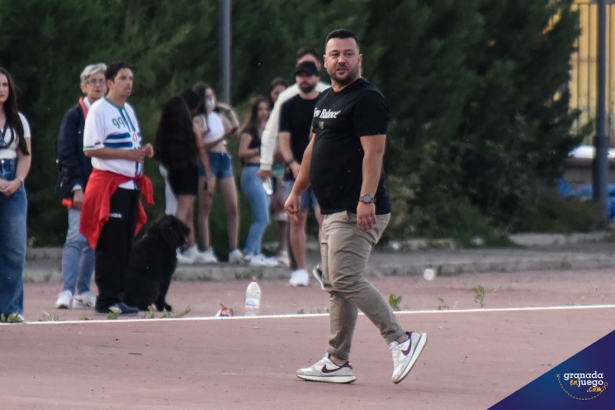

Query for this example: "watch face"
[360,194,374,203]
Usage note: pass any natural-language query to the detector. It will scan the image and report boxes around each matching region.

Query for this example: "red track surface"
[3,271,615,409]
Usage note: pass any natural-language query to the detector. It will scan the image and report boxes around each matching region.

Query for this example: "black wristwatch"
[359,194,375,204]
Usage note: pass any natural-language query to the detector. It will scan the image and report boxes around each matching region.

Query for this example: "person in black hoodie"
[54,63,107,310]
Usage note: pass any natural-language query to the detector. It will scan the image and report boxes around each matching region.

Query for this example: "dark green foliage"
[0,0,589,245]
[372,0,589,241]
[459,0,586,228]
[515,184,606,233]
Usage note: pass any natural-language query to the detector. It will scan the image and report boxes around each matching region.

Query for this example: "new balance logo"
[109,212,123,218]
[314,109,341,119]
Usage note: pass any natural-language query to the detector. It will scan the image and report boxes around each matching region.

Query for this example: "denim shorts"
[198,152,234,179]
[285,178,318,212]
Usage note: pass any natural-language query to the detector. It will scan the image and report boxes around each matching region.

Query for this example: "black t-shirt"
[279,94,319,179]
[309,78,392,215]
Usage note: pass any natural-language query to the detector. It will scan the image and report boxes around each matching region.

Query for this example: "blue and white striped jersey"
[84,97,142,189]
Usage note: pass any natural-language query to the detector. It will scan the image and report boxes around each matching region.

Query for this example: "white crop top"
[200,112,226,146]
[0,113,31,159]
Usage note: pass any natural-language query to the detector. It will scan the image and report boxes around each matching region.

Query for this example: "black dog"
[124,214,190,312]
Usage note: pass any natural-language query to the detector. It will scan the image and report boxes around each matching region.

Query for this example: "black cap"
[295,61,319,76]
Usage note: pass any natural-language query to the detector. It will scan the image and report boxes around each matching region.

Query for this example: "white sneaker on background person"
[177,248,197,265]
[276,250,290,267]
[228,249,245,264]
[196,248,218,264]
[289,269,309,287]
[73,291,97,308]
[55,290,73,309]
[246,254,279,267]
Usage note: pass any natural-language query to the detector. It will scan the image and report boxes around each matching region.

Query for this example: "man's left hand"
[72,189,84,209]
[356,202,376,232]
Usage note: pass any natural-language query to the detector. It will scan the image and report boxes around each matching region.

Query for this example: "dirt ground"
[22,269,615,321]
[3,269,615,409]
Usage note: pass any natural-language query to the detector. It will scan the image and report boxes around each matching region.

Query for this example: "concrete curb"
[23,233,615,283]
[508,232,609,246]
[24,241,615,284]
[25,231,612,261]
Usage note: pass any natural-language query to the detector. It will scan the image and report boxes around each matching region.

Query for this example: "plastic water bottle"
[245,278,261,316]
[262,177,273,195]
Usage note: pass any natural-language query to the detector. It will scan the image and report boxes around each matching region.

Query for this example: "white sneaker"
[289,269,309,287]
[296,354,356,384]
[276,251,290,267]
[390,332,428,384]
[228,249,245,264]
[195,248,218,264]
[247,254,279,267]
[55,290,73,309]
[73,291,97,308]
[176,248,197,265]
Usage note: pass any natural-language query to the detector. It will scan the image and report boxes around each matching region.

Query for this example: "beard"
[299,82,316,93]
[329,64,360,87]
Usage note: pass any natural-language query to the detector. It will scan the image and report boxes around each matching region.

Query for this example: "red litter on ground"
[215,304,234,317]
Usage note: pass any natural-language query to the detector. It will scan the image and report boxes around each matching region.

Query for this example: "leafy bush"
[514,184,607,233]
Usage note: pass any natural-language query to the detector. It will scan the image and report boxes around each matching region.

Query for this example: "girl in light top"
[0,67,32,322]
[192,82,243,263]
[238,96,278,267]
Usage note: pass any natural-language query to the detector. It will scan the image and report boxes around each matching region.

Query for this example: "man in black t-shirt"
[279,61,323,287]
[285,29,427,385]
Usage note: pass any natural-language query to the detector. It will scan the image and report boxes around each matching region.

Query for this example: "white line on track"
[5,304,615,326]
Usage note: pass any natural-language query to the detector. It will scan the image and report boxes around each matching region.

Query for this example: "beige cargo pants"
[321,211,407,361]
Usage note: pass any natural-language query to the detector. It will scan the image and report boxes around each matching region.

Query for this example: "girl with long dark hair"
[154,93,209,262]
[0,67,32,321]
[238,96,278,266]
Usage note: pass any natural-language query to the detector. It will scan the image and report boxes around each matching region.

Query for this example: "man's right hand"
[284,193,301,222]
[257,168,271,181]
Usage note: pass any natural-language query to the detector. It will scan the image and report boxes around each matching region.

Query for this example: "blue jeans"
[198,152,234,179]
[0,158,26,316]
[61,208,94,295]
[240,165,270,255]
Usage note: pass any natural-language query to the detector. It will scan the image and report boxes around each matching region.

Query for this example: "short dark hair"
[325,29,359,48]
[269,77,288,92]
[296,46,321,64]
[105,61,133,81]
